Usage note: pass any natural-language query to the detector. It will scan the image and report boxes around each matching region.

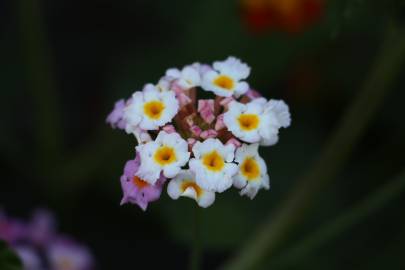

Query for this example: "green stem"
[190,206,201,270]
[273,169,405,267]
[221,24,405,270]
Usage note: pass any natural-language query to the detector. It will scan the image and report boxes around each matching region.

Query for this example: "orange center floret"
[181,181,203,198]
[241,157,260,180]
[238,114,260,131]
[213,75,234,90]
[144,100,165,120]
[154,146,177,166]
[133,176,149,189]
[202,151,225,172]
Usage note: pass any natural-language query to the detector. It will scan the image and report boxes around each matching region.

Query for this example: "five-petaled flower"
[107,56,291,210]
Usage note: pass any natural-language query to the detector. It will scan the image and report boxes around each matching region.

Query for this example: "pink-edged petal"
[200,129,218,139]
[215,114,226,130]
[245,89,262,100]
[220,96,236,109]
[226,137,242,148]
[162,124,176,134]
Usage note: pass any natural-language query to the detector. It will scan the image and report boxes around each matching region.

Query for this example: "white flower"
[132,127,152,144]
[124,84,179,131]
[189,138,238,193]
[136,131,190,184]
[233,144,270,199]
[166,65,201,89]
[224,100,279,144]
[156,75,173,92]
[201,56,250,97]
[167,170,215,208]
[260,99,291,146]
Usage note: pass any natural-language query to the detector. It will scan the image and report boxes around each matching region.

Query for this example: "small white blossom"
[260,99,291,146]
[224,99,279,144]
[233,144,269,199]
[136,131,190,184]
[201,56,250,97]
[189,138,238,193]
[166,65,201,89]
[167,170,215,208]
[124,84,179,132]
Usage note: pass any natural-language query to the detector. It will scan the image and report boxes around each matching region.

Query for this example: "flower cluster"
[0,209,94,270]
[107,57,291,210]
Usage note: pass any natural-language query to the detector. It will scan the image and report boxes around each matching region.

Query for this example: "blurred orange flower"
[241,0,324,34]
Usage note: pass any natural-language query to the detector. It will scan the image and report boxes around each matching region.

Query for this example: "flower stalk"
[190,206,202,270]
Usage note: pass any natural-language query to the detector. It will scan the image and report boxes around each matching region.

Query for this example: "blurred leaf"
[221,23,405,270]
[0,240,22,270]
[271,169,405,268]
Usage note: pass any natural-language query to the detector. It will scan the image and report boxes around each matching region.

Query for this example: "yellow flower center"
[213,75,234,90]
[133,176,149,189]
[154,146,177,166]
[202,151,225,172]
[144,100,165,120]
[241,157,260,180]
[181,181,203,198]
[238,114,260,131]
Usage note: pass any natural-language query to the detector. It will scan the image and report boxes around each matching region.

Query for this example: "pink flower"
[14,246,43,270]
[198,99,216,124]
[28,209,55,247]
[47,237,93,270]
[0,211,27,244]
[106,99,127,129]
[120,153,166,211]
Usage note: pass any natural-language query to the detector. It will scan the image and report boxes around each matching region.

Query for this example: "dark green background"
[0,0,404,269]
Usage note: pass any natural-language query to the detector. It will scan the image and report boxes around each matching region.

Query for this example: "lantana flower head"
[107,56,291,210]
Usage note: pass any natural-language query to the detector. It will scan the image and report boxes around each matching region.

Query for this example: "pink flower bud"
[200,129,218,139]
[215,114,226,130]
[190,125,202,137]
[245,89,262,100]
[198,99,215,124]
